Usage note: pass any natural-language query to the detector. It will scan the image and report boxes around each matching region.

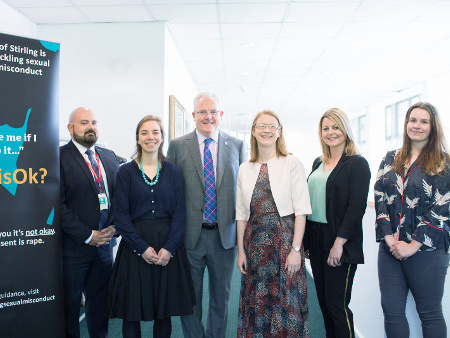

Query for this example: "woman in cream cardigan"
[236,109,311,337]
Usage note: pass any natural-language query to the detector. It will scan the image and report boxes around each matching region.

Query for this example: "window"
[385,95,420,140]
[352,114,367,145]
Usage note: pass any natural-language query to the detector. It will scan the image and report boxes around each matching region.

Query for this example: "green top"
[307,162,331,223]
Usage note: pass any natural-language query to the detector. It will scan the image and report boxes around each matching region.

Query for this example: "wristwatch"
[292,246,301,252]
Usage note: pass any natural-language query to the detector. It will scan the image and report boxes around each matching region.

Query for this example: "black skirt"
[107,218,195,321]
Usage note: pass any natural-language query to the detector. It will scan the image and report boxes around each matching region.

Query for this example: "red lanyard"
[84,151,102,191]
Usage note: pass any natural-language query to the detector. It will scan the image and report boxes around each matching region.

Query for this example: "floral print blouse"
[374,150,450,252]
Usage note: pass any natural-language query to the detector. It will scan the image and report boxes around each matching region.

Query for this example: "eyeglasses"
[254,124,279,131]
[196,110,220,116]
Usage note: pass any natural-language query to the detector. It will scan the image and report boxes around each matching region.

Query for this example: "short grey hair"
[193,92,221,112]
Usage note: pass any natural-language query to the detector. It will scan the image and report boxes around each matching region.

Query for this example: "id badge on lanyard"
[99,193,108,210]
[84,151,109,210]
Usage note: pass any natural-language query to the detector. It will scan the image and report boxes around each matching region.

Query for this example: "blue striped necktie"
[204,139,217,223]
[86,149,108,230]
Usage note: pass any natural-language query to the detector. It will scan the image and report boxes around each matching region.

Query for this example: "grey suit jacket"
[167,130,246,250]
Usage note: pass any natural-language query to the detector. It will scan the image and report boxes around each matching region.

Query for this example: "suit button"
[152,210,155,213]
[152,201,154,203]
[151,190,153,192]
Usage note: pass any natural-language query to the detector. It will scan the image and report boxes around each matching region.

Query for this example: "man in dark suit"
[167,92,246,338]
[60,107,119,338]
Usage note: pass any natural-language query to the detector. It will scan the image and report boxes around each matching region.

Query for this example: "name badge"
[98,193,108,210]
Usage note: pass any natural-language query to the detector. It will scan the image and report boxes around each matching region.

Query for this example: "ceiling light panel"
[219,0,289,3]
[336,21,406,40]
[18,7,88,24]
[72,0,143,6]
[349,2,432,22]
[219,3,288,23]
[80,5,152,22]
[275,37,332,50]
[222,38,276,51]
[4,0,71,7]
[223,49,273,61]
[414,1,450,23]
[168,38,221,52]
[400,21,450,38]
[225,59,269,70]
[280,22,345,38]
[180,50,223,62]
[185,60,224,72]
[221,23,282,39]
[148,4,218,23]
[146,0,215,3]
[168,23,221,39]
[271,49,323,60]
[285,2,361,23]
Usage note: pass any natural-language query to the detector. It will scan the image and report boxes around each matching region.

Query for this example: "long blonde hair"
[319,108,359,162]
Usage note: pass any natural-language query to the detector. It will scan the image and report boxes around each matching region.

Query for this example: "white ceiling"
[3,0,450,131]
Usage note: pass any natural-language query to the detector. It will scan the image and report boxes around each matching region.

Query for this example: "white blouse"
[236,154,312,221]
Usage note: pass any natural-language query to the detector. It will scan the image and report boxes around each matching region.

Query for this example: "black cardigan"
[305,154,371,264]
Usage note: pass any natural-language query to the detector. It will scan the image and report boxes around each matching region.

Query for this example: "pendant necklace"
[140,159,160,186]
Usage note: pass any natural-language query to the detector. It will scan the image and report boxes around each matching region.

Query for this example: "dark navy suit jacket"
[60,140,119,258]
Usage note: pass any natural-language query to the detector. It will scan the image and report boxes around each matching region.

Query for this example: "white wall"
[37,21,183,160]
[163,25,198,139]
[0,2,36,38]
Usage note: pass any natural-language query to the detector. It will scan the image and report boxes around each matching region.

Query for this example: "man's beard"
[73,129,98,148]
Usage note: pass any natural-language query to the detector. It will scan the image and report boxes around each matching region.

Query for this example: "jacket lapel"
[186,131,205,185]
[96,146,114,195]
[326,154,349,204]
[216,131,229,190]
[68,140,98,194]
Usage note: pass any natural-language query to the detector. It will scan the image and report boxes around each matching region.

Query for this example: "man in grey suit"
[167,92,246,338]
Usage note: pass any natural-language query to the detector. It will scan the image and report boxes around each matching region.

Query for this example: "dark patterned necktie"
[86,149,108,230]
[204,139,217,223]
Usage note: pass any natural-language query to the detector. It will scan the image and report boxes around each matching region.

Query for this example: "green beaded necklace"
[139,159,160,186]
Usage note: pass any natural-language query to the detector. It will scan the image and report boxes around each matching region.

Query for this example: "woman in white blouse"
[236,110,311,337]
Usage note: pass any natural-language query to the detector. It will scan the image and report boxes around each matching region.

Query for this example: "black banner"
[0,33,63,337]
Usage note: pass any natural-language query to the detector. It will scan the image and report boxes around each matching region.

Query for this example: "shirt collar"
[195,129,219,145]
[72,139,94,156]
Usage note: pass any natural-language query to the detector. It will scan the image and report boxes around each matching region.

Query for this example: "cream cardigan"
[236,154,312,221]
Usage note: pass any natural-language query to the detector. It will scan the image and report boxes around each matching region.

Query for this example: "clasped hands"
[88,226,115,247]
[385,235,422,260]
[142,247,171,266]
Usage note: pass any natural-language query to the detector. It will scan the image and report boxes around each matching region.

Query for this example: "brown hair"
[392,102,449,175]
[249,110,289,162]
[319,108,359,162]
[132,115,166,162]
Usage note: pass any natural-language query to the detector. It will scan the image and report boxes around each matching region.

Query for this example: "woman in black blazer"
[305,108,371,338]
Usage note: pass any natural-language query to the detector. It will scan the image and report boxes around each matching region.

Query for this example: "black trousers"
[308,221,357,338]
[122,318,172,338]
[63,248,112,338]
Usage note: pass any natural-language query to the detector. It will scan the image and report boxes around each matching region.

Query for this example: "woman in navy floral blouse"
[374,102,450,338]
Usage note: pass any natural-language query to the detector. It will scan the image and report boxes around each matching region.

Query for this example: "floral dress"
[374,150,450,252]
[237,164,308,337]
